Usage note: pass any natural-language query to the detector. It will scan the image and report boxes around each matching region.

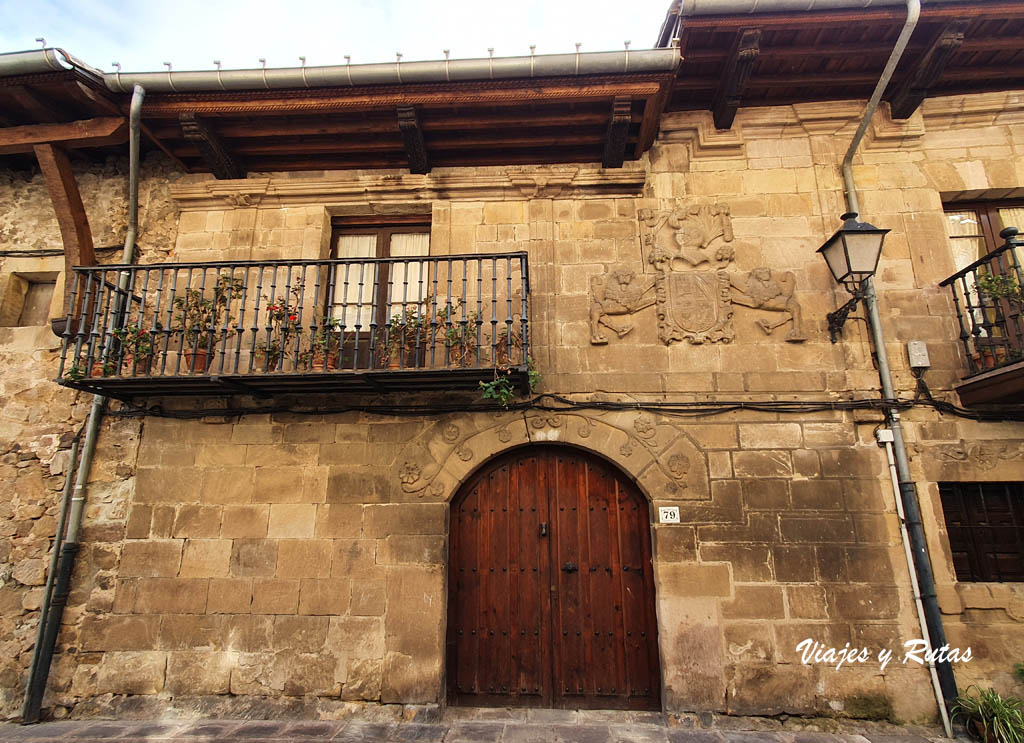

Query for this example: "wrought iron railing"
[940,227,1024,377]
[56,253,530,396]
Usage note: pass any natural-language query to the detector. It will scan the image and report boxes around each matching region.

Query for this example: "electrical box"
[907,340,930,369]
[658,506,680,524]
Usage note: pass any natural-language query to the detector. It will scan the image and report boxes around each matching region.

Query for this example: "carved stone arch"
[391,410,709,505]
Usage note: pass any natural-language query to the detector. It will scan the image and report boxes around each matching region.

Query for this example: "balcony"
[55,253,531,400]
[940,228,1024,406]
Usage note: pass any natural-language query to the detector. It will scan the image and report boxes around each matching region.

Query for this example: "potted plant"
[172,275,243,373]
[304,318,343,371]
[494,324,524,366]
[442,309,480,368]
[113,321,158,374]
[951,686,1024,743]
[378,305,427,370]
[256,288,304,371]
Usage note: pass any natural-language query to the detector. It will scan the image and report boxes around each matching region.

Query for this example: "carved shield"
[656,270,734,345]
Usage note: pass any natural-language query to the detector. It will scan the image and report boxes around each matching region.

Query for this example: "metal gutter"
[0,49,70,74]
[0,47,679,94]
[100,49,679,93]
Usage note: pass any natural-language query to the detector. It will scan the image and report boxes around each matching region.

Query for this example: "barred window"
[939,482,1024,582]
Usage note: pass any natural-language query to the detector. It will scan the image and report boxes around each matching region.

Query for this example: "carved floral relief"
[394,411,709,502]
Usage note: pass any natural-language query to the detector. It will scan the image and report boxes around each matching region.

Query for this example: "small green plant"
[1015,663,1024,682]
[951,686,1024,743]
[172,274,244,349]
[303,318,343,369]
[62,362,86,382]
[479,369,517,407]
[113,321,158,359]
[479,356,541,408]
[527,356,542,391]
[976,272,1024,305]
[443,311,480,367]
[257,287,304,368]
[379,304,427,368]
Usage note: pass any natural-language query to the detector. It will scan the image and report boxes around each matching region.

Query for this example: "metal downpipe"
[21,84,145,724]
[837,0,958,726]
[20,436,78,723]
[842,0,919,215]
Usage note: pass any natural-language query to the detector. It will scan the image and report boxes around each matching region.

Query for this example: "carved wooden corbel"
[397,105,430,174]
[712,28,761,131]
[602,97,632,168]
[180,112,246,180]
[889,19,970,120]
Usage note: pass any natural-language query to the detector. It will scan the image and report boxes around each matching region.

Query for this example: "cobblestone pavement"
[0,709,964,742]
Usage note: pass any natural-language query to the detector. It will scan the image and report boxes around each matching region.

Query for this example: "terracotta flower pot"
[183,348,212,373]
[123,354,153,375]
[311,350,339,371]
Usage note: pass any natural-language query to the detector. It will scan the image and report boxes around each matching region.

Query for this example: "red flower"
[288,314,297,321]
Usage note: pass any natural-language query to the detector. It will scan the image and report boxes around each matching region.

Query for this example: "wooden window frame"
[938,481,1024,583]
[329,217,431,362]
[944,200,1024,255]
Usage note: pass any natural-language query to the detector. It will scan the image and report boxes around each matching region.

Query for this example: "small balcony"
[940,228,1024,406]
[55,253,531,400]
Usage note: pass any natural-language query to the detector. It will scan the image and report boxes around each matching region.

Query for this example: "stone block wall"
[2,93,1024,722]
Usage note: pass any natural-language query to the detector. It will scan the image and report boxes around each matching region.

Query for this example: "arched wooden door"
[446,445,661,710]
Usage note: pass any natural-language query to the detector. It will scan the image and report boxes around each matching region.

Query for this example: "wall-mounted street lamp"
[816,212,889,342]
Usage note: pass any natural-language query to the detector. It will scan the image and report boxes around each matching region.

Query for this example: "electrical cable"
[105,390,1024,423]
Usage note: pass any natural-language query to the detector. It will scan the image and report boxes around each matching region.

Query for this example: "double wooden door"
[446,446,661,710]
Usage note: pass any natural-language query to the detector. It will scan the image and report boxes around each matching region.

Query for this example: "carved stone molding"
[658,111,745,159]
[170,165,647,211]
[864,105,925,151]
[392,410,710,503]
[925,439,1024,471]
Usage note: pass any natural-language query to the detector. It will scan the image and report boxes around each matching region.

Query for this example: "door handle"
[540,522,548,537]
[562,562,578,573]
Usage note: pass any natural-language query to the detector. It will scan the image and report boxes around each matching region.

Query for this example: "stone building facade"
[2,10,1024,727]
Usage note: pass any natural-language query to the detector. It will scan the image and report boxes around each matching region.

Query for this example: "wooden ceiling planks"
[667,1,1024,117]
[4,3,1024,173]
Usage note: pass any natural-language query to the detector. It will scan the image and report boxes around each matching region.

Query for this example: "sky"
[0,0,675,73]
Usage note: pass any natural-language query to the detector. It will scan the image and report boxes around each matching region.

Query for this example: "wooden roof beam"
[602,97,632,168]
[712,28,761,130]
[7,85,65,122]
[889,18,970,119]
[0,117,127,155]
[137,79,665,117]
[179,112,245,179]
[397,106,430,174]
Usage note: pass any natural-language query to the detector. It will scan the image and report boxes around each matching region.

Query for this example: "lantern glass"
[844,230,885,277]
[817,213,888,292]
[818,232,850,285]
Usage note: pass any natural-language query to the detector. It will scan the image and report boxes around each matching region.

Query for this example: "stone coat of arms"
[589,202,807,346]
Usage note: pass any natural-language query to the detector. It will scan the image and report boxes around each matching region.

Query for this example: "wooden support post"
[33,144,96,334]
[602,97,632,168]
[889,19,970,119]
[397,106,430,174]
[179,112,245,179]
[712,28,762,131]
